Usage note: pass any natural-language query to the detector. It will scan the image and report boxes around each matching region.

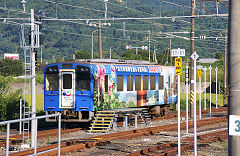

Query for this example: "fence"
[0,113,61,156]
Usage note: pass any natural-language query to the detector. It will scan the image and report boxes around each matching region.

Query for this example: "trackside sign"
[171,48,185,57]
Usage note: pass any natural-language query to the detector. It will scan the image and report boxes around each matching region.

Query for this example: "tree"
[123,49,151,61]
[215,51,223,60]
[75,50,91,59]
[0,59,24,76]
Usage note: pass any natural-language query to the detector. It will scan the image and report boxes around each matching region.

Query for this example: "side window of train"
[76,66,90,91]
[143,75,149,90]
[105,75,109,92]
[117,75,123,91]
[158,75,164,90]
[135,75,141,91]
[45,66,59,91]
[127,75,133,91]
[150,75,156,90]
[168,75,171,88]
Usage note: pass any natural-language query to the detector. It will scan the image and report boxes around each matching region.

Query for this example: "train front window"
[76,66,90,91]
[46,74,58,91]
[63,74,72,89]
[45,66,59,91]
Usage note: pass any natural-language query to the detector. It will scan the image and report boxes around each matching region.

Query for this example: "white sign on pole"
[229,115,240,136]
[171,48,185,57]
[191,51,199,60]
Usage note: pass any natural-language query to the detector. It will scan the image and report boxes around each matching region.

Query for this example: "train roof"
[46,59,174,67]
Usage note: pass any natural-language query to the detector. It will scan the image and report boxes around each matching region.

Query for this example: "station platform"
[88,108,151,133]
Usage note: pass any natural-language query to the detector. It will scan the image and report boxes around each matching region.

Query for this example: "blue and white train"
[44,59,177,122]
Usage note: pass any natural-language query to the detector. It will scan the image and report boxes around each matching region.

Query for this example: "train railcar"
[44,59,177,122]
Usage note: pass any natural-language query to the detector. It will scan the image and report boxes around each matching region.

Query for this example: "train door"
[75,65,92,111]
[60,71,75,108]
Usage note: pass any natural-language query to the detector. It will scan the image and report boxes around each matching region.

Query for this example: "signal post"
[191,51,199,156]
[171,48,185,156]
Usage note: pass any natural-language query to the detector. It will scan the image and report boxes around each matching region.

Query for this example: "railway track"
[128,129,228,156]
[9,112,227,156]
[2,106,227,147]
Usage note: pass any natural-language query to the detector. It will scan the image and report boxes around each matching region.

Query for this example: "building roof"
[197,58,218,64]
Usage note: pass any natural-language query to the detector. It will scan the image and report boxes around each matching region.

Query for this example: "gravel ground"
[59,113,228,156]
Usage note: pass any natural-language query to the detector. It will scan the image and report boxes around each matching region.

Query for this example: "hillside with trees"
[0,0,228,63]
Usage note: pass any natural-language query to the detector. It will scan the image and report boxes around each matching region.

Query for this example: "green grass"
[36,94,44,112]
[180,93,226,110]
[26,94,44,112]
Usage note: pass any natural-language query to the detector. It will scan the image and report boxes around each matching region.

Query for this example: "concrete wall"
[9,82,219,95]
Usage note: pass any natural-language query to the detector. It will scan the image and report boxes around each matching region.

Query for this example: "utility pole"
[104,0,108,20]
[98,21,102,59]
[109,47,112,59]
[223,31,227,106]
[123,22,126,39]
[21,0,26,12]
[190,0,195,118]
[148,30,151,62]
[228,0,240,155]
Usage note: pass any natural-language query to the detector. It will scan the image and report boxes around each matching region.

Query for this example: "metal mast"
[20,23,31,145]
[20,9,40,147]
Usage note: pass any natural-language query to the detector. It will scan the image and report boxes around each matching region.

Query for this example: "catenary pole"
[92,30,98,59]
[30,9,36,148]
[228,0,240,155]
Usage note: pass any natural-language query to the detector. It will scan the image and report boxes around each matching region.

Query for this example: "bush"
[0,76,23,123]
